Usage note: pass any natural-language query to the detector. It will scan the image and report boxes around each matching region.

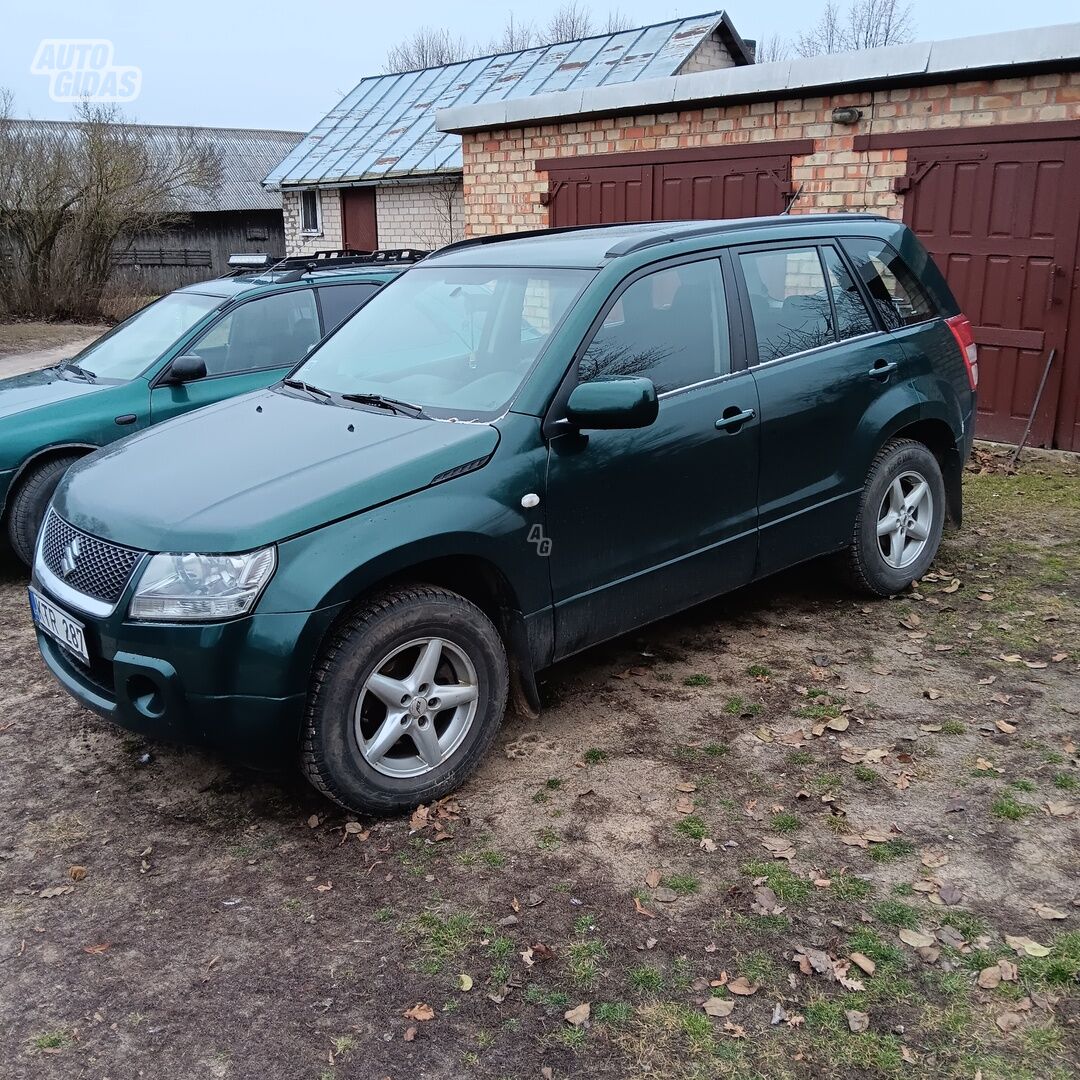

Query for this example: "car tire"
[300,584,508,815]
[6,454,82,567]
[845,438,946,597]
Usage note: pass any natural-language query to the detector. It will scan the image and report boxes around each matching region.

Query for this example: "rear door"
[545,256,760,658]
[150,289,321,422]
[734,241,908,576]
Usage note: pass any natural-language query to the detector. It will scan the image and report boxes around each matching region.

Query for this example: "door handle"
[715,407,755,432]
[867,359,898,380]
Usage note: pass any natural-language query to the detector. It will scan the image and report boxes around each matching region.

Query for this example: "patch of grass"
[741,859,811,903]
[771,811,801,834]
[701,742,730,757]
[733,912,791,934]
[566,939,608,988]
[831,874,873,902]
[31,1031,70,1051]
[628,964,665,993]
[797,700,842,721]
[535,827,561,850]
[739,950,780,985]
[682,674,713,687]
[524,985,570,1009]
[487,936,514,960]
[479,849,506,869]
[583,748,607,764]
[1018,931,1080,989]
[867,838,916,864]
[407,911,477,974]
[374,906,394,923]
[572,913,597,936]
[1009,778,1037,793]
[845,929,905,975]
[941,910,988,941]
[663,874,700,896]
[853,764,879,783]
[787,749,815,767]
[940,719,967,735]
[546,777,562,790]
[872,899,922,929]
[991,791,1033,821]
[746,664,772,678]
[724,695,762,716]
[1052,772,1077,792]
[891,882,915,897]
[675,815,709,840]
[594,1001,632,1025]
[557,1026,587,1050]
[331,1035,356,1056]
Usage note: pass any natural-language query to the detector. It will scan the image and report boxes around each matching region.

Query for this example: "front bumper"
[32,578,344,764]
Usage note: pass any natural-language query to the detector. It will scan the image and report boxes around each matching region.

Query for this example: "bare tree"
[545,3,631,44]
[0,93,220,319]
[489,13,540,53]
[795,0,913,57]
[384,26,472,73]
[753,33,791,63]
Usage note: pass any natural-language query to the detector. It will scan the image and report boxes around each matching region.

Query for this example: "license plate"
[29,588,90,664]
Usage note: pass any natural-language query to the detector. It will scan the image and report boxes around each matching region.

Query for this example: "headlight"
[129,547,276,621]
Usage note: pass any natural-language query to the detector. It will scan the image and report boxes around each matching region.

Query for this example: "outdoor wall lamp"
[831,106,863,125]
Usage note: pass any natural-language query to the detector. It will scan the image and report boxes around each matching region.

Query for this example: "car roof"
[425,214,900,269]
[174,263,409,300]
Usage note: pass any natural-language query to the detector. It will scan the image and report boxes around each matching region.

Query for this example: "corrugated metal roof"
[438,21,1080,132]
[7,121,302,211]
[266,11,738,188]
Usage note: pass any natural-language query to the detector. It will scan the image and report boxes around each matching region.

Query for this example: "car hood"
[0,368,112,420]
[55,388,500,552]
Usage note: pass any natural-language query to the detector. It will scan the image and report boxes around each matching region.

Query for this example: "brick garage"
[438,24,1080,451]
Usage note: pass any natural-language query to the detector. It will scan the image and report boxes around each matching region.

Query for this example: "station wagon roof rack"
[228,247,430,283]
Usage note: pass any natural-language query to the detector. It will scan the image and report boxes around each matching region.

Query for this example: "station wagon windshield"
[70,291,224,381]
[292,266,592,418]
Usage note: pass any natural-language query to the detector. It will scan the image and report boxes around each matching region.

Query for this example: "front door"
[545,257,760,659]
[342,188,378,251]
[151,289,321,422]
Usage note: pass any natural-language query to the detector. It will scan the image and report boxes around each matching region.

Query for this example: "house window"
[300,190,321,235]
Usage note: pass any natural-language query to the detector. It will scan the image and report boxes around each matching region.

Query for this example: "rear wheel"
[300,585,508,815]
[6,454,82,567]
[845,439,945,597]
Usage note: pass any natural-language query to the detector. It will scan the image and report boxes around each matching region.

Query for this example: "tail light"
[945,314,978,390]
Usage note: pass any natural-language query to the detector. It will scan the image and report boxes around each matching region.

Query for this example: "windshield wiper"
[282,377,332,403]
[58,359,97,382]
[339,392,431,419]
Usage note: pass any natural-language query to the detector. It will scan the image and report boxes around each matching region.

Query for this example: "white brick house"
[264,12,751,254]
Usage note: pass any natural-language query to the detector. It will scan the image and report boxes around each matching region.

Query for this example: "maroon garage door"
[540,142,813,229]
[898,135,1080,451]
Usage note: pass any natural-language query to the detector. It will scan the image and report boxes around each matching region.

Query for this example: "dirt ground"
[1,448,1077,1080]
[0,322,107,378]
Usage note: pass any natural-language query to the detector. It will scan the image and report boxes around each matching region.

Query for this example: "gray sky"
[2,0,1075,132]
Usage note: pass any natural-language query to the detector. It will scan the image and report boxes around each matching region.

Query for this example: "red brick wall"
[459,72,1080,235]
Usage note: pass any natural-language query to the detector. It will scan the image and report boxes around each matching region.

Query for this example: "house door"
[901,140,1080,450]
[342,187,378,251]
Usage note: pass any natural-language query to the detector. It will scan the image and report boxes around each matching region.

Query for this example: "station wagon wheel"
[876,470,934,570]
[356,637,480,778]
[845,438,946,597]
[300,584,508,815]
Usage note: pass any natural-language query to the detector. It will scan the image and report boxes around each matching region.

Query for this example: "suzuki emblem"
[60,536,81,577]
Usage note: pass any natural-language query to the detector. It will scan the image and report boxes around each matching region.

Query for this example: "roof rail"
[429,222,639,257]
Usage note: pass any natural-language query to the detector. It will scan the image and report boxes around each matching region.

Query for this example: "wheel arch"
[879,414,963,527]
[1,442,98,520]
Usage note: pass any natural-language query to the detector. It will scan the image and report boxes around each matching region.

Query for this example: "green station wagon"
[0,250,421,565]
[31,216,978,814]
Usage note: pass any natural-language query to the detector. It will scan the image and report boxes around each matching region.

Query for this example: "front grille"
[40,510,144,605]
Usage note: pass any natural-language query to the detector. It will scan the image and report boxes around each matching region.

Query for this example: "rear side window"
[739,247,834,363]
[841,237,937,329]
[318,282,381,333]
[578,259,729,394]
[820,245,875,340]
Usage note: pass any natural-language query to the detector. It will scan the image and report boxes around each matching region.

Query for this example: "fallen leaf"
[676,782,698,793]
[996,1010,1025,1033]
[68,865,87,882]
[942,579,961,594]
[564,1002,590,1027]
[675,796,695,815]
[996,720,1017,734]
[403,1025,417,1042]
[1044,801,1076,818]
[924,688,943,700]
[83,943,111,955]
[921,850,949,869]
[849,952,876,976]
[839,834,869,848]
[722,1021,746,1038]
[38,885,74,899]
[457,974,473,991]
[762,836,795,860]
[728,977,759,996]
[306,814,321,829]
[1051,652,1068,663]
[1005,935,1050,958]
[653,887,680,903]
[315,881,333,893]
[699,838,717,853]
[899,929,936,949]
[702,996,735,1018]
[938,885,963,906]
[633,896,656,919]
[998,959,1018,982]
[403,1002,435,1022]
[845,1009,870,1033]
[1034,905,1068,922]
[645,869,662,888]
[978,965,1002,989]
[825,716,850,732]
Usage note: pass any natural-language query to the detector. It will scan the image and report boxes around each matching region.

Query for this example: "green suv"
[31,216,977,815]
[0,250,421,565]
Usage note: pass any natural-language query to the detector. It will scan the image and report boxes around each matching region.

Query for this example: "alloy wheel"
[876,469,934,569]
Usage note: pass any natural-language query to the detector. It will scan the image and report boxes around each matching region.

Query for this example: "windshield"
[292,266,593,418]
[71,291,224,381]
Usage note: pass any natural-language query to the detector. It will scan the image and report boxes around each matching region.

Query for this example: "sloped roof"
[266,11,746,188]
[7,120,302,212]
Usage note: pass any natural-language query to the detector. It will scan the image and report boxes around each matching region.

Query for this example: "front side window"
[293,266,592,418]
[300,190,321,234]
[70,291,224,381]
[820,245,875,340]
[841,237,937,329]
[740,247,835,363]
[188,289,320,375]
[578,260,728,395]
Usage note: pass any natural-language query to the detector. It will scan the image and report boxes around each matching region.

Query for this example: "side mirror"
[166,354,207,384]
[565,376,658,431]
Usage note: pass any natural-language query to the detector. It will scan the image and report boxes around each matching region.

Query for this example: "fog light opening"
[127,675,165,718]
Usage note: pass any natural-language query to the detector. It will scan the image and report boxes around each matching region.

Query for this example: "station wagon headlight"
[129,547,276,621]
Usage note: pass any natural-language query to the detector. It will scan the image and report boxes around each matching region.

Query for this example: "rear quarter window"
[841,237,938,329]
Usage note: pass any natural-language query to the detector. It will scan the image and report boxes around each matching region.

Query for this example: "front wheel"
[300,585,508,815]
[845,438,946,597]
[6,454,82,567]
